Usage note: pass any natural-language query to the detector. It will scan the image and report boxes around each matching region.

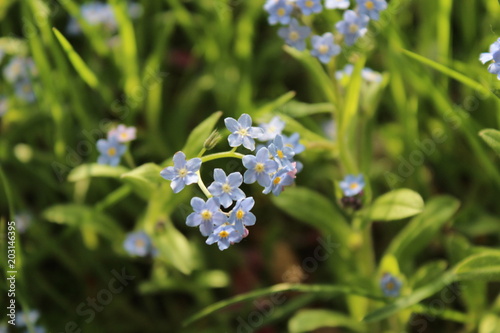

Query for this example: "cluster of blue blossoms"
[2,56,37,103]
[160,114,304,251]
[480,38,500,80]
[96,124,136,166]
[264,0,388,64]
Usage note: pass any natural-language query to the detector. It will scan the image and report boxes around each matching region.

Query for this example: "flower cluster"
[264,0,388,64]
[340,174,365,210]
[160,114,304,250]
[123,231,155,257]
[479,38,500,80]
[2,56,37,103]
[96,124,136,166]
[380,273,402,297]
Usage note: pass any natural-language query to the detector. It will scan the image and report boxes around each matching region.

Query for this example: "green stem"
[196,171,212,198]
[124,149,136,169]
[200,151,245,163]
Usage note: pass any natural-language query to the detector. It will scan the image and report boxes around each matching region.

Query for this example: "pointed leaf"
[120,163,163,200]
[454,253,500,281]
[479,129,500,155]
[366,189,424,222]
[289,309,365,333]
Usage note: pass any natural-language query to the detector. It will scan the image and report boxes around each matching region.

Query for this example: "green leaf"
[288,309,365,333]
[365,189,424,222]
[181,111,223,159]
[254,91,296,118]
[479,129,500,155]
[386,196,460,262]
[67,163,130,182]
[454,253,500,281]
[479,314,500,333]
[340,56,365,135]
[410,260,448,289]
[120,163,163,200]
[278,101,334,118]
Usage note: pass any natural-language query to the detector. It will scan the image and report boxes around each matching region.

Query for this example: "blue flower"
[278,19,312,52]
[486,51,500,80]
[160,151,202,193]
[380,273,402,297]
[310,32,341,64]
[480,38,500,64]
[14,79,36,102]
[356,0,387,20]
[97,136,127,167]
[339,174,365,197]
[207,169,246,208]
[16,310,40,327]
[282,133,305,154]
[14,211,32,234]
[225,113,263,151]
[243,147,279,187]
[296,0,323,15]
[123,231,152,257]
[206,224,242,251]
[108,124,137,143]
[335,64,354,80]
[258,116,286,142]
[268,134,295,167]
[264,0,294,25]
[361,67,382,83]
[0,96,8,117]
[3,57,36,83]
[263,168,295,196]
[228,197,256,233]
[335,10,369,46]
[186,197,227,236]
[325,0,350,9]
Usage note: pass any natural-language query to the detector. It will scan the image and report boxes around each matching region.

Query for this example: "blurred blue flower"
[278,19,312,52]
[15,79,36,102]
[263,168,295,196]
[282,133,305,154]
[108,124,136,143]
[186,197,227,236]
[225,113,263,151]
[3,57,36,83]
[480,38,500,64]
[336,10,369,46]
[310,32,341,64]
[296,0,323,15]
[160,151,202,193]
[487,51,500,80]
[268,134,295,167]
[325,0,350,9]
[258,116,286,142]
[14,211,33,233]
[380,273,402,297]
[206,224,242,251]
[16,310,40,327]
[357,0,387,20]
[228,197,256,233]
[97,136,127,167]
[123,231,152,257]
[243,147,278,187]
[0,96,8,117]
[361,67,383,83]
[339,174,365,197]
[264,0,294,25]
[207,168,246,208]
[335,64,354,80]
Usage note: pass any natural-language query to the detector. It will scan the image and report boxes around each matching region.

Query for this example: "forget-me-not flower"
[97,136,127,167]
[3,57,36,83]
[480,38,500,64]
[15,79,36,102]
[268,134,295,167]
[207,169,246,208]
[339,174,365,197]
[14,211,33,234]
[123,231,152,257]
[264,0,294,25]
[325,0,350,9]
[225,113,263,151]
[258,116,286,141]
[296,0,323,15]
[488,54,500,79]
[357,0,387,20]
[160,151,202,193]
[263,168,295,196]
[278,19,312,52]
[243,147,279,187]
[228,197,256,233]
[336,10,369,46]
[16,310,40,327]
[108,124,137,143]
[186,197,227,236]
[310,32,341,64]
[380,273,402,297]
[206,224,242,251]
[282,133,305,154]
[361,67,383,83]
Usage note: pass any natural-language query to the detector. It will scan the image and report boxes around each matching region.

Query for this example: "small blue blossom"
[335,64,354,80]
[108,124,137,143]
[0,96,8,117]
[278,19,312,52]
[264,0,294,25]
[228,197,256,233]
[123,231,152,257]
[97,136,127,167]
[486,51,500,80]
[160,151,202,193]
[258,116,286,141]
[339,174,365,197]
[3,57,36,83]
[14,79,36,102]
[16,310,40,327]
[225,113,263,151]
[310,32,341,64]
[322,119,336,140]
[243,147,279,187]
[357,0,387,20]
[480,38,500,64]
[186,197,227,236]
[268,134,295,167]
[336,10,369,46]
[14,211,33,233]
[296,0,323,15]
[206,224,242,251]
[380,273,402,297]
[325,0,350,9]
[361,67,383,83]
[282,133,305,154]
[207,168,246,208]
[263,168,295,196]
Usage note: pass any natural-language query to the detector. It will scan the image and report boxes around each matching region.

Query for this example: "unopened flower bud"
[204,129,221,150]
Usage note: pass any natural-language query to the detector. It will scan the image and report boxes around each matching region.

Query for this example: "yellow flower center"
[285,143,293,148]
[349,24,359,33]
[349,183,359,190]
[120,132,128,139]
[201,210,212,220]
[222,183,232,193]
[254,163,265,173]
[219,230,229,238]
[365,1,374,10]
[135,239,145,248]
[289,31,300,41]
[178,168,188,177]
[237,128,248,136]
[277,150,284,159]
[277,8,286,16]
[236,209,245,219]
[386,281,395,290]
[22,84,31,93]
[273,176,281,185]
[108,147,117,156]
[305,0,314,7]
[318,44,329,54]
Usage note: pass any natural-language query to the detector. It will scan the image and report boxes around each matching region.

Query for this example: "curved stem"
[200,151,245,163]
[196,171,212,198]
